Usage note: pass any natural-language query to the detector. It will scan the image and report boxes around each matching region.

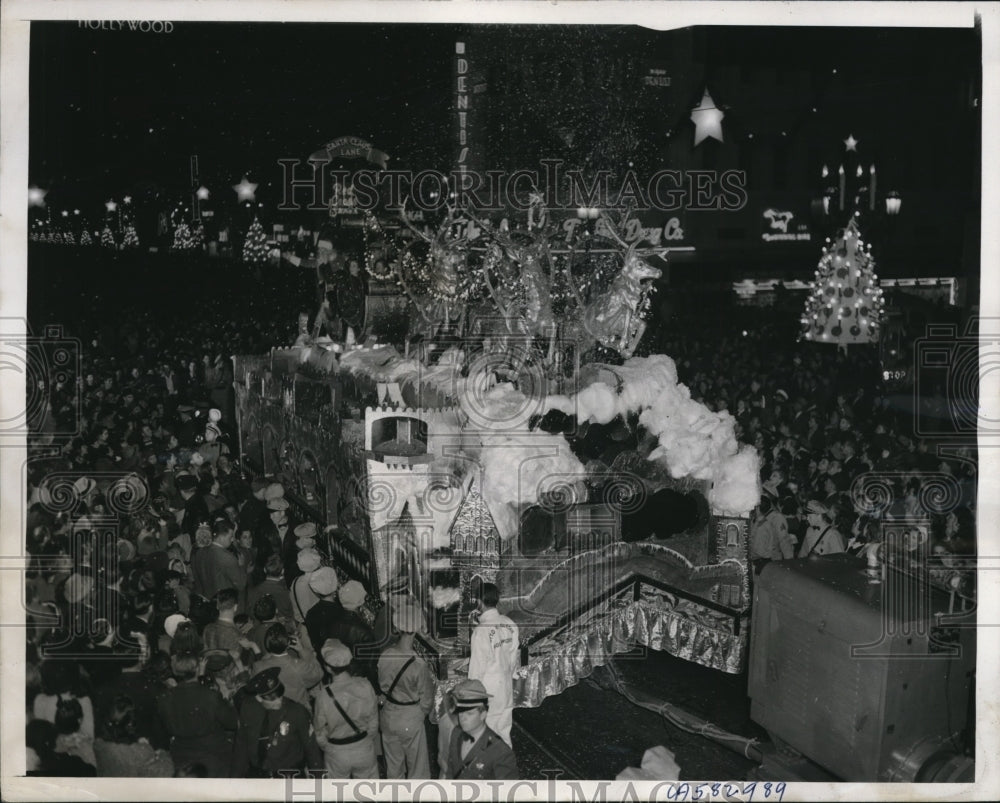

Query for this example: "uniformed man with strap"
[798,499,846,558]
[313,639,380,778]
[376,601,435,778]
[232,666,323,778]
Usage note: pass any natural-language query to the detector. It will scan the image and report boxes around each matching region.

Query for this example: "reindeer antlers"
[596,207,669,261]
[397,196,470,246]
[397,196,432,243]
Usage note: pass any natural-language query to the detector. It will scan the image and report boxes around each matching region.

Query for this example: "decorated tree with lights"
[800,217,884,346]
[242,216,268,265]
[172,221,196,251]
[100,225,116,249]
[122,223,140,249]
[191,220,205,250]
[80,229,94,247]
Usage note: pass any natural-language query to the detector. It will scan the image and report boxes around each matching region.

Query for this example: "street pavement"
[511,647,765,781]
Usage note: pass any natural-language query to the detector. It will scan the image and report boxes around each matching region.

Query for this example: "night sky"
[29,22,463,210]
[29,22,981,223]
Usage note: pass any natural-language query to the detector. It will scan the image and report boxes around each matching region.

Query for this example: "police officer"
[444,679,518,781]
[231,666,323,778]
[377,602,435,779]
[314,639,380,779]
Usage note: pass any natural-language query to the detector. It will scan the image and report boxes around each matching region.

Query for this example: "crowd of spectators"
[22,255,400,777]
[657,318,977,568]
[20,250,977,777]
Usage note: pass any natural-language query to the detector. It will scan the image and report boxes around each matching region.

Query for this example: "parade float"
[234,202,760,715]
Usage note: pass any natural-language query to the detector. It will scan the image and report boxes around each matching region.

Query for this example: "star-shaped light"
[844,134,859,151]
[123,195,132,204]
[28,186,47,207]
[196,186,211,200]
[690,90,724,146]
[105,200,117,212]
[233,176,258,201]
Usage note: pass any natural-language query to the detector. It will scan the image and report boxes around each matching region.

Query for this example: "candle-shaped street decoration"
[821,164,829,178]
[838,165,846,210]
[869,164,877,211]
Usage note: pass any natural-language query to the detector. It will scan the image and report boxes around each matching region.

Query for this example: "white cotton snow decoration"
[430,586,462,608]
[471,383,537,430]
[709,446,761,517]
[478,432,588,540]
[642,393,742,485]
[541,394,575,417]
[615,354,680,412]
[575,381,618,424]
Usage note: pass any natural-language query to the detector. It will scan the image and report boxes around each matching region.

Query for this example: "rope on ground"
[602,660,764,764]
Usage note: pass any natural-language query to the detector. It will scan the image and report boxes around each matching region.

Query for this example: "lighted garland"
[362,212,397,281]
[399,248,479,303]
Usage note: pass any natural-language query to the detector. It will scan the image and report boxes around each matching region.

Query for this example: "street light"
[885,191,902,216]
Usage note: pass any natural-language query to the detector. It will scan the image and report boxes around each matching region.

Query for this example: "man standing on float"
[467,583,519,747]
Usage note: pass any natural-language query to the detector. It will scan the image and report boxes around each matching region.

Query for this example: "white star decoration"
[197,186,211,200]
[105,200,117,212]
[844,134,859,151]
[690,90,724,146]
[28,187,47,207]
[233,176,258,201]
[123,195,132,204]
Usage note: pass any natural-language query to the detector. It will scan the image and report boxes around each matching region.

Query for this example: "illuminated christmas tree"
[800,218,884,345]
[242,216,268,265]
[80,229,94,246]
[61,230,75,246]
[122,223,140,249]
[100,225,116,249]
[172,222,196,251]
[192,220,206,250]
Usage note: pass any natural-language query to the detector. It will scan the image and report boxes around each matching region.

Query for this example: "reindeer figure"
[565,211,665,358]
[466,210,556,339]
[397,200,469,297]
[397,200,470,329]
